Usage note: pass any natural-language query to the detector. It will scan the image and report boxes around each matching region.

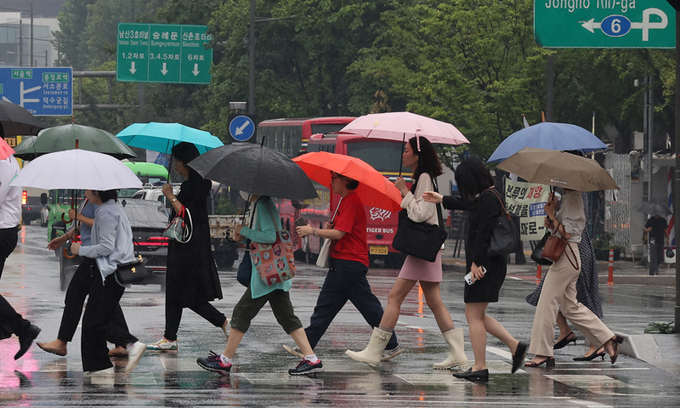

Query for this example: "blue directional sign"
[229,115,255,141]
[0,67,73,116]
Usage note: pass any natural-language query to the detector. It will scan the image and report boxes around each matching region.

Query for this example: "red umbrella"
[293,151,402,212]
[0,137,15,161]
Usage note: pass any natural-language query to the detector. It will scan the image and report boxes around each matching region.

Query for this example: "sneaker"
[288,359,324,375]
[222,317,230,340]
[381,344,404,362]
[196,351,231,376]
[147,338,177,351]
[282,344,304,358]
[85,367,115,376]
[125,342,146,373]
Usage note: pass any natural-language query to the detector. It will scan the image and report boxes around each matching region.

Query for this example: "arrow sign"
[130,62,137,74]
[581,8,668,41]
[229,115,255,141]
[161,62,168,75]
[235,121,251,136]
[192,63,200,76]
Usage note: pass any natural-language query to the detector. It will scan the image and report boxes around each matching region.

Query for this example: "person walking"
[423,158,527,382]
[286,172,401,361]
[148,142,227,351]
[70,189,143,375]
[0,154,21,280]
[525,190,622,368]
[37,200,143,359]
[197,194,322,375]
[346,136,465,369]
[644,213,669,276]
[526,192,606,361]
[0,294,41,360]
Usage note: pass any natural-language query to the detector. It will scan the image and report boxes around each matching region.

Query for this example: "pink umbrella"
[339,112,469,145]
[0,137,15,161]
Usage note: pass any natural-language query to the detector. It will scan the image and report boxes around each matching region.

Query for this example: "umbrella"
[633,201,671,216]
[10,135,37,160]
[10,149,142,191]
[0,137,14,160]
[188,143,318,201]
[497,148,619,192]
[339,112,469,145]
[0,100,43,137]
[116,122,223,154]
[487,122,608,163]
[293,151,403,212]
[13,124,137,160]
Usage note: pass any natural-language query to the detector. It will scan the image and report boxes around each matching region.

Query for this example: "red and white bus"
[257,117,356,157]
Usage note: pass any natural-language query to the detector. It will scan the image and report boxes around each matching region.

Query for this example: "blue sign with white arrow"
[229,115,255,141]
[0,67,73,116]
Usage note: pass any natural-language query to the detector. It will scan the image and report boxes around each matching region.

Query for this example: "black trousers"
[81,267,126,372]
[0,294,30,340]
[0,226,19,280]
[164,299,226,341]
[59,258,137,347]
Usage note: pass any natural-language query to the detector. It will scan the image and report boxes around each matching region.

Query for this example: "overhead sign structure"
[116,23,213,84]
[229,115,255,142]
[535,1,676,48]
[0,67,73,116]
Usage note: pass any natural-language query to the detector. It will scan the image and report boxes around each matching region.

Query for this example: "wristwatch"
[171,198,177,203]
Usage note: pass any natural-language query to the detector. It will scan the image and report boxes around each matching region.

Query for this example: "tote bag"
[483,188,521,257]
[162,206,192,243]
[316,198,342,269]
[249,203,296,285]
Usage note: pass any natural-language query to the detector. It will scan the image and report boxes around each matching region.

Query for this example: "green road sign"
[116,23,212,84]
[535,0,676,48]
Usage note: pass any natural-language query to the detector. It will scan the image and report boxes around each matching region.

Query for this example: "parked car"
[58,198,171,291]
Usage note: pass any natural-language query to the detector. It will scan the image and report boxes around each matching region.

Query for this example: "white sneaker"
[85,367,114,376]
[85,367,115,385]
[282,344,304,358]
[147,338,178,351]
[381,344,404,362]
[125,342,146,373]
[222,317,230,340]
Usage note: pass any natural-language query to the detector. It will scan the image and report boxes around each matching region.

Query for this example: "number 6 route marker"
[581,8,668,42]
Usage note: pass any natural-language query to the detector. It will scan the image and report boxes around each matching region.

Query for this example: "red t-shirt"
[330,191,369,266]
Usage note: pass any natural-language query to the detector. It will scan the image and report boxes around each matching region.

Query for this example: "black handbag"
[484,189,522,257]
[531,232,553,266]
[392,177,447,262]
[237,249,252,287]
[115,258,147,285]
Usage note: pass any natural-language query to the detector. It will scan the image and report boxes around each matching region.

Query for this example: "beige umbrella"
[497,147,619,191]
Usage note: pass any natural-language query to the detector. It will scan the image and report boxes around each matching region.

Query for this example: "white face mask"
[239,190,251,201]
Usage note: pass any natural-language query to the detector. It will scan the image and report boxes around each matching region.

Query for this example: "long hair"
[172,142,201,179]
[454,158,494,201]
[409,136,443,183]
[96,189,118,203]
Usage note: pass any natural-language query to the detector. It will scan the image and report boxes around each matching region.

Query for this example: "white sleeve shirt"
[0,155,21,228]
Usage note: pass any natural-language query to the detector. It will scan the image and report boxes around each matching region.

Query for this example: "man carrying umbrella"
[644,213,669,276]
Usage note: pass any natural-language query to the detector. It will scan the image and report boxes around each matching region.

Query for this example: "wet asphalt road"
[1,225,679,407]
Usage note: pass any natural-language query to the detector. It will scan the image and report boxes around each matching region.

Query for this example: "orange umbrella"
[293,151,403,212]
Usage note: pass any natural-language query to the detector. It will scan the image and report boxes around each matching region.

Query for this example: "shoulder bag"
[542,228,579,269]
[249,201,296,285]
[162,205,193,243]
[115,239,148,285]
[392,176,448,262]
[530,232,553,266]
[316,198,343,269]
[237,201,258,287]
[484,188,522,257]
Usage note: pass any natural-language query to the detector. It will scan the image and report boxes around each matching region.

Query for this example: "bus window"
[346,141,403,173]
[311,123,350,135]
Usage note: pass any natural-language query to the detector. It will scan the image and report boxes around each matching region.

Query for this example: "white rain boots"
[345,327,392,367]
[433,328,468,369]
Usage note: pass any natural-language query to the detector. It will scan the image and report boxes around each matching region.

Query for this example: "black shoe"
[573,347,605,361]
[511,342,528,374]
[553,332,576,350]
[452,368,489,382]
[196,351,231,376]
[288,359,324,375]
[14,324,41,360]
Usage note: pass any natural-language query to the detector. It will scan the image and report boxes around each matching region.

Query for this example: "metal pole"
[19,20,22,66]
[249,0,255,115]
[674,8,680,333]
[30,2,34,67]
[546,54,554,122]
[648,75,654,203]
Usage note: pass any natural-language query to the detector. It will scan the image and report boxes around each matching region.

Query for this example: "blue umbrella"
[487,122,608,163]
[116,122,223,154]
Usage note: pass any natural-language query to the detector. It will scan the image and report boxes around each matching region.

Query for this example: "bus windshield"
[310,123,348,135]
[346,141,403,174]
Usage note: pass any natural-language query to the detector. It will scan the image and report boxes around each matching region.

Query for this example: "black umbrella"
[187,143,318,201]
[0,100,43,137]
[633,200,671,216]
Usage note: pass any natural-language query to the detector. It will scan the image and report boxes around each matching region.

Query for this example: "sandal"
[525,357,555,367]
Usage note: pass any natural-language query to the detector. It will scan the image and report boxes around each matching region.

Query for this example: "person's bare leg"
[465,303,488,371]
[289,328,314,356]
[555,312,574,342]
[420,282,454,332]
[379,278,417,330]
[222,328,245,359]
[37,339,67,355]
[483,314,519,354]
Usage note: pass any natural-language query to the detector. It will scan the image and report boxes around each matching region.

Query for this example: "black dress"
[166,177,222,307]
[442,190,508,303]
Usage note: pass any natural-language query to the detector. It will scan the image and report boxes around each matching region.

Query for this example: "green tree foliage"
[54,0,97,70]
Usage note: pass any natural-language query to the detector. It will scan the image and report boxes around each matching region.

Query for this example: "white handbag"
[315,198,342,269]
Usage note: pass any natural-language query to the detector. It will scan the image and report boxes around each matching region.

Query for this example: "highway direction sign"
[0,67,73,116]
[117,23,213,84]
[535,1,676,48]
[229,115,255,142]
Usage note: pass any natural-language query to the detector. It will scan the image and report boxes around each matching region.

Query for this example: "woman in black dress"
[423,158,527,382]
[148,142,227,351]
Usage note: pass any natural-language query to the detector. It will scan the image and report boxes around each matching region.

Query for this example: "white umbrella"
[10,149,142,190]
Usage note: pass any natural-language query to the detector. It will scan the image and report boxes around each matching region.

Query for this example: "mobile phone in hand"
[294,217,307,227]
[464,266,487,285]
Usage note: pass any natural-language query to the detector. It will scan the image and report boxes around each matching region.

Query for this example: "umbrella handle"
[61,212,72,223]
[63,242,76,260]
